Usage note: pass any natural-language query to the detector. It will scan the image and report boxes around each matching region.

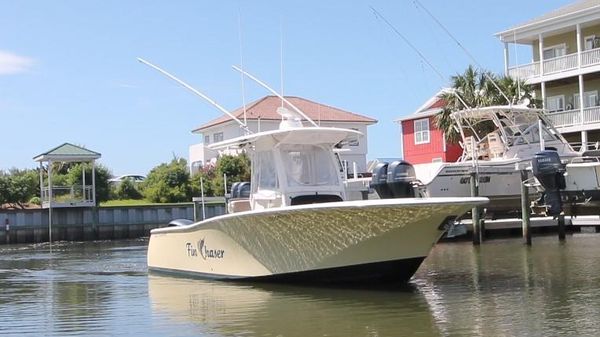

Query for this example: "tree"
[142,158,191,203]
[114,178,143,200]
[190,163,217,197]
[0,168,39,209]
[65,163,112,203]
[213,154,251,196]
[436,65,538,142]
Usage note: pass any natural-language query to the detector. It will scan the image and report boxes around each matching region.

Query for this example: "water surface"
[1,235,599,336]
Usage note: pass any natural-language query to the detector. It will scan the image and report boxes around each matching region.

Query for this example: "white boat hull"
[147,197,487,283]
[416,160,600,215]
[416,161,529,213]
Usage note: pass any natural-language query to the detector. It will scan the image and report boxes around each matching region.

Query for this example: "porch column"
[541,81,547,109]
[576,23,582,69]
[538,34,545,76]
[503,42,510,76]
[92,161,97,206]
[581,130,588,152]
[579,74,585,125]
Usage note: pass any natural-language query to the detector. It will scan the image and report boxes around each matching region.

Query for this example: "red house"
[396,91,462,164]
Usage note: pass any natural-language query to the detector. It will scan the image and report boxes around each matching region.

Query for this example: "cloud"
[0,50,34,75]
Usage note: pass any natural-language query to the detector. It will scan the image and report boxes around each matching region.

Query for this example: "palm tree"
[435,65,538,143]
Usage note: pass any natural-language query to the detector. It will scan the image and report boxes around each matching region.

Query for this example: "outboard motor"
[532,150,566,216]
[230,182,242,199]
[371,162,393,199]
[236,182,251,198]
[386,160,416,198]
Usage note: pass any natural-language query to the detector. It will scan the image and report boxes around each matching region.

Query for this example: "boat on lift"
[404,104,600,216]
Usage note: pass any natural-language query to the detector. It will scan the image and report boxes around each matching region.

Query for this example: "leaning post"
[520,169,532,245]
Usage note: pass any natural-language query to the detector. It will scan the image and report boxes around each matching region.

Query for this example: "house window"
[213,132,224,142]
[584,35,598,50]
[574,91,598,109]
[204,135,210,144]
[543,44,567,59]
[414,119,430,144]
[546,95,565,112]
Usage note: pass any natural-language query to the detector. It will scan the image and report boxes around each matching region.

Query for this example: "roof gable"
[395,89,447,122]
[33,143,101,162]
[192,95,377,132]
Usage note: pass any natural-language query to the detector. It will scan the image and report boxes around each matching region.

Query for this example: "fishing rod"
[412,0,512,105]
[232,65,320,127]
[137,57,252,134]
[370,6,471,110]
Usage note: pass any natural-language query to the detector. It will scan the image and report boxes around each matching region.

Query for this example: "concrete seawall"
[0,203,226,244]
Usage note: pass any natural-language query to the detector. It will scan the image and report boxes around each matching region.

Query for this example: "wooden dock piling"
[558,214,566,241]
[520,169,531,245]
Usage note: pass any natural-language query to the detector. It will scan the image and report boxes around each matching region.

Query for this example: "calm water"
[1,235,599,337]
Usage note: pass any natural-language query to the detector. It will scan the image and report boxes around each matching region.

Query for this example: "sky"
[0,0,574,176]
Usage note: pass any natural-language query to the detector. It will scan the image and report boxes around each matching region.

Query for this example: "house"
[496,0,600,150]
[395,90,462,164]
[189,95,377,175]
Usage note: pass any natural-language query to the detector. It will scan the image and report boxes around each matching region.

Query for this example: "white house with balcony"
[496,0,600,150]
[188,95,377,175]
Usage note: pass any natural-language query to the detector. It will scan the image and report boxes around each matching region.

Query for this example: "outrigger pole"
[232,65,320,128]
[137,58,252,134]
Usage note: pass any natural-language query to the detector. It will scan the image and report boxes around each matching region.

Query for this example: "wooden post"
[520,169,532,245]
[471,171,481,245]
[558,214,566,241]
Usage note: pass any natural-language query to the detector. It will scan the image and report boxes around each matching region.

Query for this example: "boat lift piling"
[470,171,482,245]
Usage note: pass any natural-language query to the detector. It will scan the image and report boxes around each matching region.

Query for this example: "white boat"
[147,112,488,284]
[406,105,600,216]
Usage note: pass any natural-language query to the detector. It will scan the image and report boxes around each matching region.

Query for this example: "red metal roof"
[192,95,377,132]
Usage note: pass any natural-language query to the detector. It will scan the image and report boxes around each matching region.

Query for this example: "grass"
[100,199,170,207]
[99,198,224,207]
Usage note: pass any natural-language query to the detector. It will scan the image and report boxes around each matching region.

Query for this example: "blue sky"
[0,0,572,176]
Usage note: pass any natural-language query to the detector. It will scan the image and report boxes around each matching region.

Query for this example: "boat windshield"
[253,150,279,190]
[280,144,339,187]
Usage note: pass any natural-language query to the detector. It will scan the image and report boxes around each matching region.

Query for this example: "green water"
[0,235,599,336]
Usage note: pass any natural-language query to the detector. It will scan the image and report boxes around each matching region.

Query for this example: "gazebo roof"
[33,142,101,162]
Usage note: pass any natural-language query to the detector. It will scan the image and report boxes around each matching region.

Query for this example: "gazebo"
[33,143,102,208]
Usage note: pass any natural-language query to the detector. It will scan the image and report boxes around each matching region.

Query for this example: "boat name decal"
[185,239,225,260]
[459,176,491,184]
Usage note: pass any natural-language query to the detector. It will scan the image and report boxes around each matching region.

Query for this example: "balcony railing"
[581,48,600,67]
[546,106,600,128]
[41,185,94,207]
[508,62,539,79]
[544,53,578,75]
[507,47,600,80]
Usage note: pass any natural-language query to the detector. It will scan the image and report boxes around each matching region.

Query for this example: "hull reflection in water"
[148,275,442,336]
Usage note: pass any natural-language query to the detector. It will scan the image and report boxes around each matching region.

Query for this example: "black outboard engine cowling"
[532,150,566,216]
[386,160,416,198]
[371,162,393,199]
[236,182,251,198]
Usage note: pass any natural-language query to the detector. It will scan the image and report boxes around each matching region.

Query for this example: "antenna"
[370,6,471,110]
[412,0,512,105]
[137,58,251,134]
[232,65,320,127]
[238,11,248,129]
[280,17,285,108]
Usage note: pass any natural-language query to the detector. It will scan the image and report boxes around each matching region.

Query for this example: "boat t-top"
[405,104,600,217]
